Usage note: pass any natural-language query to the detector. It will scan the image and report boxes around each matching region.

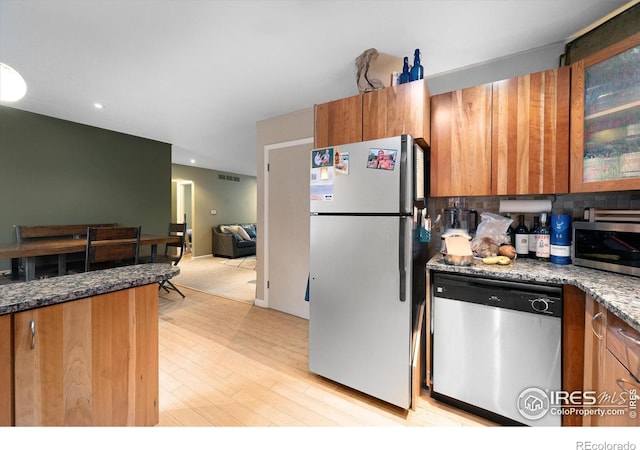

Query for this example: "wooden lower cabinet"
[0,314,12,426]
[582,296,640,426]
[602,310,640,426]
[583,294,607,426]
[12,284,158,426]
[602,350,640,426]
[562,285,585,426]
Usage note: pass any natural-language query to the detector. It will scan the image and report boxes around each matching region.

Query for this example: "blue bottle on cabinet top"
[410,49,423,81]
[400,57,411,84]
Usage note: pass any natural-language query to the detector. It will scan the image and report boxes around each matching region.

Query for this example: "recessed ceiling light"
[93,103,104,109]
[190,159,196,164]
[0,62,27,102]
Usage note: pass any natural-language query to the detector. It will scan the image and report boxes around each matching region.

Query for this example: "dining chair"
[85,226,141,272]
[156,222,186,298]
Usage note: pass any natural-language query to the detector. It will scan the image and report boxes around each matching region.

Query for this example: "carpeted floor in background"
[171,254,256,302]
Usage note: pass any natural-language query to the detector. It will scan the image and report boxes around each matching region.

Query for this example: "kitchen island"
[0,263,179,426]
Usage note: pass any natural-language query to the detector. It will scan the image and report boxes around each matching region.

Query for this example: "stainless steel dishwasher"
[430,272,562,426]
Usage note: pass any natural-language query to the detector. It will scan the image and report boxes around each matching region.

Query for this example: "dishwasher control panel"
[432,273,562,318]
[529,297,557,314]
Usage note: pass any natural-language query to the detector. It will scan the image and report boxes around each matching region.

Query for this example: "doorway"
[175,180,194,255]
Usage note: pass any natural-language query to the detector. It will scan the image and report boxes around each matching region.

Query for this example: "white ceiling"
[0,0,634,176]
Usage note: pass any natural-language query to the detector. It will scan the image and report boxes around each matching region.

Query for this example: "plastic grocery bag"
[471,212,513,257]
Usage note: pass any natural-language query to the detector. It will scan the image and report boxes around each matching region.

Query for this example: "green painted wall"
[0,105,172,269]
[171,164,257,257]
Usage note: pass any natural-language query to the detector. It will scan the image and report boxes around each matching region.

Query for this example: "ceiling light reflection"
[0,62,27,102]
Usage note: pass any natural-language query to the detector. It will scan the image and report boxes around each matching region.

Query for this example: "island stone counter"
[0,263,179,427]
[426,256,640,332]
[0,263,179,315]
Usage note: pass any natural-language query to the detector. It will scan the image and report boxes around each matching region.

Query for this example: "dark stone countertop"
[427,256,640,332]
[0,263,179,315]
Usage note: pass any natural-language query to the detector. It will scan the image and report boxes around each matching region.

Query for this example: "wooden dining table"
[0,234,181,281]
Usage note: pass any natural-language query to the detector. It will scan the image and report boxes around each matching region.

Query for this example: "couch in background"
[212,223,256,258]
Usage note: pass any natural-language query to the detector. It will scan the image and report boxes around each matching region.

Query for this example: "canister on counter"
[550,214,571,265]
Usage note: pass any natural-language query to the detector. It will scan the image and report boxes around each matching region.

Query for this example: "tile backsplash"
[429,191,640,245]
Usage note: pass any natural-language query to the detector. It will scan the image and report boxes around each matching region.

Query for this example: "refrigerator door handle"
[399,216,406,302]
[399,135,408,214]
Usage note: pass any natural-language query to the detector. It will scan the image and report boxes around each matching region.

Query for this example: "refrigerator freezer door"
[308,214,413,409]
[310,135,413,214]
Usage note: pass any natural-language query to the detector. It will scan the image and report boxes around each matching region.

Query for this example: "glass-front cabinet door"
[570,32,640,192]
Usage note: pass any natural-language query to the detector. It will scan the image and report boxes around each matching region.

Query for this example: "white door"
[267,143,311,319]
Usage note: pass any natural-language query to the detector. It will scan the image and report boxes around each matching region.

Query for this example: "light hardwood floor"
[157,286,496,427]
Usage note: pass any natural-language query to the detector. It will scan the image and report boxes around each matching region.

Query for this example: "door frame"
[257,137,314,309]
[174,179,194,253]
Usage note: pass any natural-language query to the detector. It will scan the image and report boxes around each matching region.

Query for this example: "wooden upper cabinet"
[363,79,431,148]
[314,94,362,148]
[314,79,431,149]
[430,83,493,197]
[492,66,570,195]
[431,67,571,198]
[570,32,640,193]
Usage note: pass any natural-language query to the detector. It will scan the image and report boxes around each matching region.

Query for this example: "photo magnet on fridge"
[310,148,335,201]
[366,148,397,170]
[334,150,349,175]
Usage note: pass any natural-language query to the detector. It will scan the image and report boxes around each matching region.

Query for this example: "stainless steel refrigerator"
[308,135,428,410]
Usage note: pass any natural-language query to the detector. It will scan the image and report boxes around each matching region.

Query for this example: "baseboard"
[254,297,268,308]
[189,253,213,260]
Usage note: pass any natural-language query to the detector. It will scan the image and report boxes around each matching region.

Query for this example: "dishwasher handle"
[433,273,562,296]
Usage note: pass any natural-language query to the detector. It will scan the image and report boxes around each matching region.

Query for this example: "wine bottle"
[410,49,423,81]
[514,215,529,258]
[505,214,515,246]
[400,57,411,84]
[535,213,551,261]
[528,216,539,258]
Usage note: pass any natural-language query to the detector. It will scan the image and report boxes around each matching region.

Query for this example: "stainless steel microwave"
[572,220,640,277]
